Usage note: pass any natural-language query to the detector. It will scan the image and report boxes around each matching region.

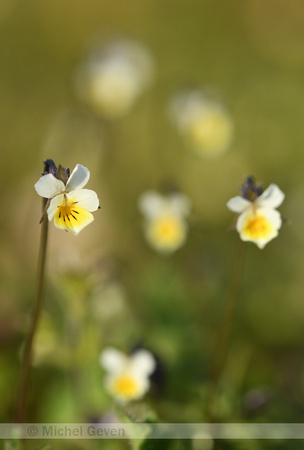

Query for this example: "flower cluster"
[169,89,234,158]
[75,39,154,119]
[34,160,287,416]
[100,347,156,403]
[35,160,99,235]
[227,177,285,249]
[138,190,191,254]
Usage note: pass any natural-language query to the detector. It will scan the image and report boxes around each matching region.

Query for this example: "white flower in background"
[35,161,99,235]
[227,179,285,249]
[139,191,191,254]
[75,39,155,119]
[169,89,234,157]
[100,347,156,403]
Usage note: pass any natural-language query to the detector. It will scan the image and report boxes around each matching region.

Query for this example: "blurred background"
[2,0,304,448]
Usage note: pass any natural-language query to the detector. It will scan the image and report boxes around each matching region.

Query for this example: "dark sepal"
[56,164,70,184]
[43,159,57,176]
[240,176,263,202]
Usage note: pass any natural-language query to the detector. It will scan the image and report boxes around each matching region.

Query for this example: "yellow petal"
[146,215,186,253]
[53,197,94,235]
[108,373,145,402]
[186,110,233,157]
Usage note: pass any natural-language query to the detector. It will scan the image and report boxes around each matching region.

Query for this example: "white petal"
[138,191,165,218]
[100,347,127,374]
[256,184,285,209]
[34,174,65,199]
[47,194,64,221]
[131,350,156,376]
[66,189,99,212]
[168,194,191,216]
[235,209,249,234]
[65,164,90,191]
[226,196,251,213]
[257,207,282,230]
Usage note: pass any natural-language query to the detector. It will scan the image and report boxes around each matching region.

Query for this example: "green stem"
[15,198,49,423]
[206,239,246,419]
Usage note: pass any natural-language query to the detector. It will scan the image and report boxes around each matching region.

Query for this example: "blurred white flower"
[169,89,234,157]
[227,182,285,249]
[100,347,156,403]
[75,39,155,119]
[35,162,99,235]
[91,280,128,322]
[138,191,191,254]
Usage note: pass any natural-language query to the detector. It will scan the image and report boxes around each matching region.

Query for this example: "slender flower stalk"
[15,198,49,423]
[206,239,246,420]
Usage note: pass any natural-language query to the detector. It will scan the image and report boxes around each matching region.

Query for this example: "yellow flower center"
[112,374,140,399]
[148,215,185,250]
[242,213,274,239]
[54,195,93,233]
[187,111,233,155]
[89,73,137,118]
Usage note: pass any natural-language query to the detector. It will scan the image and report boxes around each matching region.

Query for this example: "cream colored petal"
[236,207,282,234]
[106,372,149,403]
[66,189,99,212]
[256,184,285,209]
[168,194,191,216]
[243,228,279,249]
[131,350,156,376]
[47,194,64,221]
[34,174,65,199]
[145,214,187,254]
[258,207,282,230]
[65,164,90,192]
[236,207,281,249]
[138,191,165,218]
[227,196,251,213]
[100,347,127,374]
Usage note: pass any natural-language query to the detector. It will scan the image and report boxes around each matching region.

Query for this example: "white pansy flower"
[75,39,154,119]
[139,191,191,254]
[100,347,156,404]
[227,183,285,249]
[169,89,234,157]
[35,163,99,235]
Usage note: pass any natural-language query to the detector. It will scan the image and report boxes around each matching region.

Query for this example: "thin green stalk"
[15,198,49,423]
[206,239,246,420]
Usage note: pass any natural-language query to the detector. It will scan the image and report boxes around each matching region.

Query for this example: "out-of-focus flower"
[91,279,128,323]
[35,159,99,235]
[100,347,156,404]
[138,191,191,254]
[75,39,155,119]
[227,177,285,249]
[169,89,234,157]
